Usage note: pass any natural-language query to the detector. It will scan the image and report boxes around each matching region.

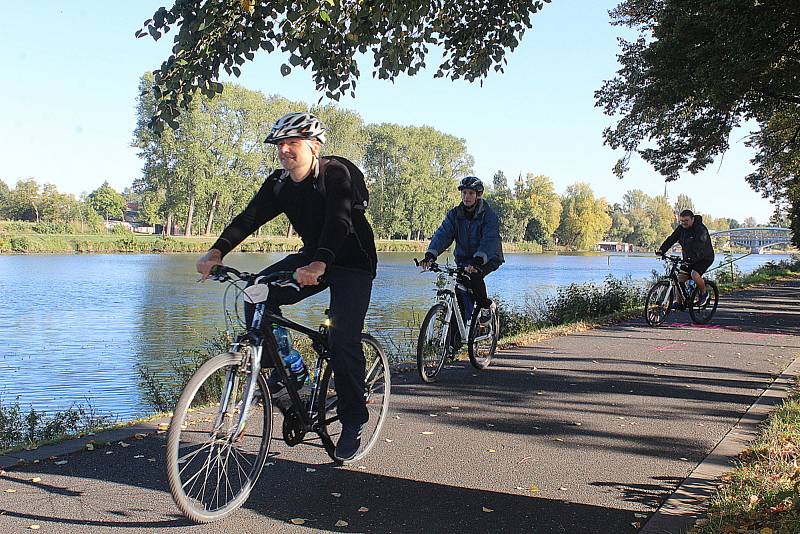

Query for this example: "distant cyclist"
[420,176,504,323]
[657,209,715,305]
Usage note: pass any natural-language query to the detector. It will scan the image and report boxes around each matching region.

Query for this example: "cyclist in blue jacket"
[420,176,504,323]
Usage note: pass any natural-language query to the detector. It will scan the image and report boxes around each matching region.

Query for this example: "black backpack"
[272,156,369,211]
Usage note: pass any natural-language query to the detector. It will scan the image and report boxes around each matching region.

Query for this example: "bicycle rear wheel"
[645,280,673,327]
[416,303,451,383]
[166,350,272,523]
[318,334,391,463]
[689,280,719,324]
[468,304,498,370]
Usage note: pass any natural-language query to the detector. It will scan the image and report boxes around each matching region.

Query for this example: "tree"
[88,182,127,221]
[138,1,552,130]
[492,170,508,192]
[743,216,758,228]
[673,194,695,215]
[596,0,800,245]
[556,183,611,249]
[8,179,42,222]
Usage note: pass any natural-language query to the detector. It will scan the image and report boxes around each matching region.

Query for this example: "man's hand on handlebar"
[197,249,224,280]
[295,261,326,287]
[418,253,436,271]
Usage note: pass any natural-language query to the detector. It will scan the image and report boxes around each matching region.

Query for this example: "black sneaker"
[334,423,364,462]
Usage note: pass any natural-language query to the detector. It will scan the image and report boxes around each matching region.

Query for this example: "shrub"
[10,236,30,252]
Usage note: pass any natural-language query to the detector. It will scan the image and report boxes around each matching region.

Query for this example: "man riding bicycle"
[196,112,378,462]
[420,176,504,323]
[657,209,715,305]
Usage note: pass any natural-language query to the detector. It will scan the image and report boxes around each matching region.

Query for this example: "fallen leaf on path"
[450,406,460,410]
[289,518,306,525]
[487,449,496,453]
[559,487,567,491]
[54,460,68,466]
[331,493,342,498]
[760,528,775,534]
[28,526,40,530]
[0,470,5,476]
[486,423,495,428]
[85,444,94,451]
[148,458,156,462]
[679,457,688,461]
[536,391,543,396]
[358,507,369,512]
[429,414,438,417]
[518,456,533,464]
[105,451,113,455]
[358,466,367,470]
[634,513,647,518]
[482,507,493,513]
[384,439,393,443]
[119,441,130,448]
[393,415,400,419]
[306,468,316,473]
[553,438,564,442]
[158,423,169,430]
[4,489,17,493]
[529,484,540,493]
[421,431,434,435]
[133,455,144,459]
[631,522,641,529]
[133,433,147,440]
[30,477,41,483]
[335,520,349,527]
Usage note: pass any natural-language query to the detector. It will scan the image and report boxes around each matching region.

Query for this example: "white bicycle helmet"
[264,112,327,144]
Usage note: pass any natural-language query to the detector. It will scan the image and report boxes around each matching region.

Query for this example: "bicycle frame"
[660,257,692,304]
[228,291,333,442]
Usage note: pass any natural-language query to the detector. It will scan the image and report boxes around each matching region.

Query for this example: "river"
[1,251,792,420]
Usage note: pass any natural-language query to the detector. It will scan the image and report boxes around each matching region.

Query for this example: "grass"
[0,397,114,455]
[715,256,800,293]
[690,381,800,534]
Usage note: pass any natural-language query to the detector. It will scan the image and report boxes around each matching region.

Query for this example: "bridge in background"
[710,227,791,253]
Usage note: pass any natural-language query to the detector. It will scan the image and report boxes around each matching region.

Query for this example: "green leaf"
[319,10,331,23]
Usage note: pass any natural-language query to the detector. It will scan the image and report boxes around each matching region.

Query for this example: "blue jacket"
[427,199,504,268]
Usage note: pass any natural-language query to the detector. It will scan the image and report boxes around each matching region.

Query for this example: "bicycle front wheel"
[416,303,451,383]
[166,351,273,523]
[468,304,498,370]
[318,334,391,463]
[689,280,719,324]
[645,280,673,327]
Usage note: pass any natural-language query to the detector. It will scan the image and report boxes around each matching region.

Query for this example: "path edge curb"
[640,353,800,534]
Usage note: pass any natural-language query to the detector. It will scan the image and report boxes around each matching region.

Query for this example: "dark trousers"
[247,253,372,427]
[463,260,501,310]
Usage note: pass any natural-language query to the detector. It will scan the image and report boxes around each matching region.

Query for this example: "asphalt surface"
[1,279,798,533]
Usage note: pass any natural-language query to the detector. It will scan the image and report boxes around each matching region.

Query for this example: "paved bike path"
[1,280,798,533]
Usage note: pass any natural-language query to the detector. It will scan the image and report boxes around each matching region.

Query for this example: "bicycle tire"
[689,280,719,324]
[318,334,391,463]
[416,303,451,383]
[166,351,272,523]
[645,280,673,327]
[468,305,498,369]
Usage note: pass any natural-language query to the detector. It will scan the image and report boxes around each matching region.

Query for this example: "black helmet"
[458,176,484,193]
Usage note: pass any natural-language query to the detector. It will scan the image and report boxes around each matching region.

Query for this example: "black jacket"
[658,215,715,263]
[211,157,377,277]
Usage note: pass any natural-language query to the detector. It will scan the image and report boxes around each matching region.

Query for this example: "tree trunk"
[184,193,195,237]
[164,212,173,235]
[204,193,219,236]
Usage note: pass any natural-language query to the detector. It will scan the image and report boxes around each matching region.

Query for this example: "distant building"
[596,241,634,253]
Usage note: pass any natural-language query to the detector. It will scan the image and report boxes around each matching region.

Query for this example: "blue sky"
[0,1,777,222]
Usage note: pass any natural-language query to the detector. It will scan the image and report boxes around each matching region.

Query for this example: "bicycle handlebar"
[209,265,322,289]
[413,258,469,277]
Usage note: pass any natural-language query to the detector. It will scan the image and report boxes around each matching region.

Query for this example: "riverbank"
[0,232,545,254]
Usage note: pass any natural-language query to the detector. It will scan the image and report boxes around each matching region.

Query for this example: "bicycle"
[414,259,500,382]
[165,266,390,523]
[645,254,719,327]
